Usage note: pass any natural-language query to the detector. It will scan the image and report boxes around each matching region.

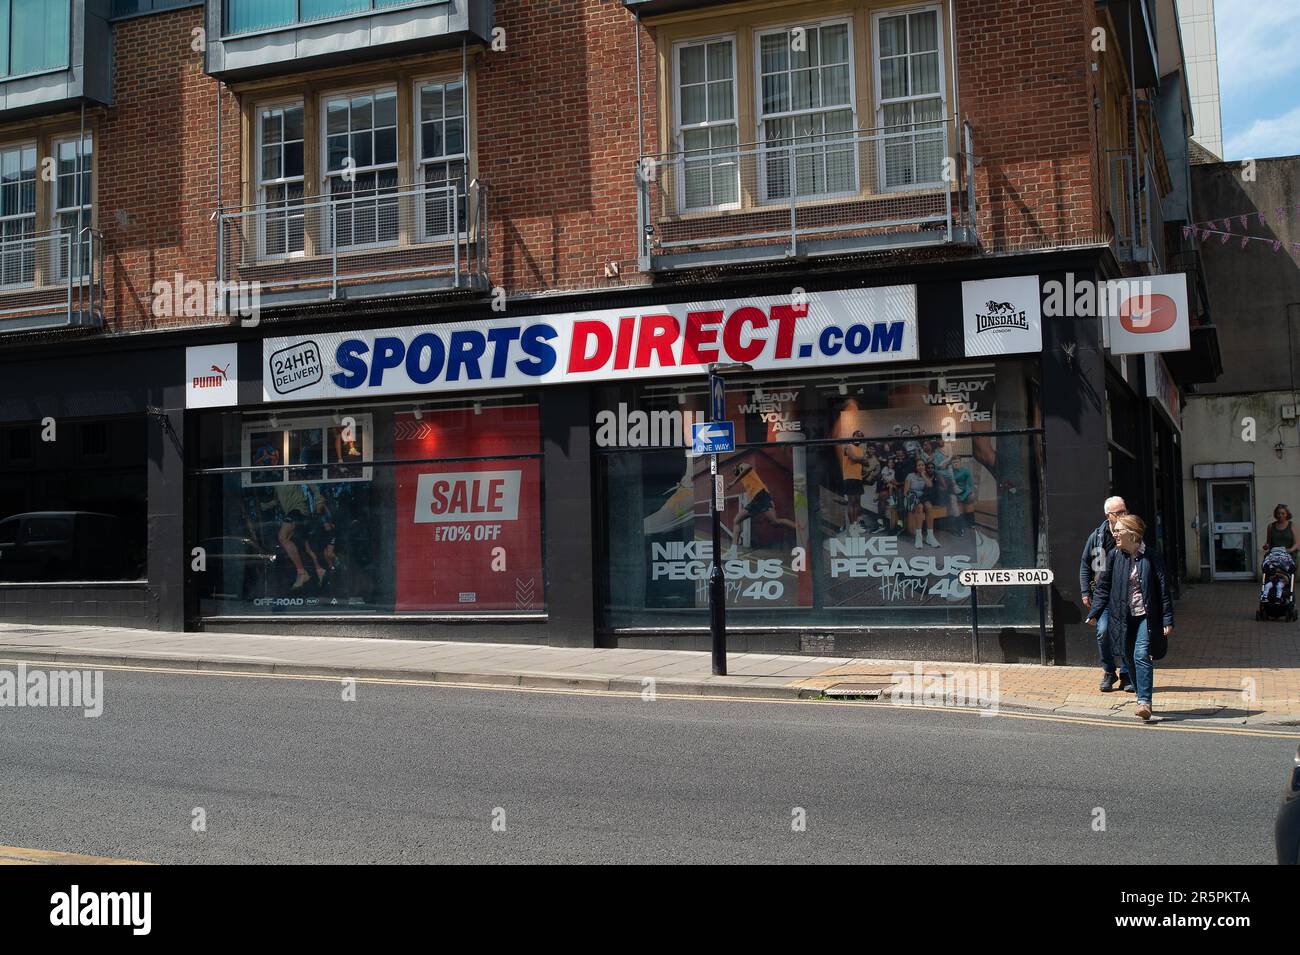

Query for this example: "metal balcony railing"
[637,118,978,270]
[1109,150,1163,270]
[0,227,103,331]
[217,178,490,307]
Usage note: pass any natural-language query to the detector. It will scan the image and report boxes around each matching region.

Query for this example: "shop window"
[195,396,545,617]
[596,365,1040,633]
[0,415,147,582]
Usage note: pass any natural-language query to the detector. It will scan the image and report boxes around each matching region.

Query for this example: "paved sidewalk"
[0,581,1296,725]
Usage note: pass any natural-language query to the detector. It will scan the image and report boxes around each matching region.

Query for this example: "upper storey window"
[226,0,418,34]
[0,0,71,78]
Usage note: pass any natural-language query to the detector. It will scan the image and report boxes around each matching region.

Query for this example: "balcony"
[0,228,103,333]
[217,179,489,308]
[1109,150,1165,271]
[637,119,978,272]
[0,1,112,120]
[204,0,494,81]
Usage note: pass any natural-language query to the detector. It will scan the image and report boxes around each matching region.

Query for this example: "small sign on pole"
[960,567,1054,666]
[692,420,735,455]
[959,568,1054,587]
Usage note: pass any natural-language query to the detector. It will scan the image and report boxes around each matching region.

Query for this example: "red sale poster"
[394,404,544,611]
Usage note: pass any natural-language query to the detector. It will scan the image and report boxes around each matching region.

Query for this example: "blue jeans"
[1095,607,1127,677]
[1121,615,1154,705]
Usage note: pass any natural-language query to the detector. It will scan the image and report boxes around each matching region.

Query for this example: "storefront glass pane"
[597,365,1042,633]
[196,397,545,616]
[0,416,147,581]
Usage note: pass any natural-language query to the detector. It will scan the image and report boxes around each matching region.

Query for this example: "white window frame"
[414,74,469,243]
[0,141,37,291]
[753,17,859,206]
[672,34,740,214]
[255,100,306,261]
[51,132,93,282]
[320,84,400,252]
[871,3,948,194]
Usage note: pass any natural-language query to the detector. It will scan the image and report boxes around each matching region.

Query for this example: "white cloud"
[1223,103,1300,161]
[1214,0,1300,92]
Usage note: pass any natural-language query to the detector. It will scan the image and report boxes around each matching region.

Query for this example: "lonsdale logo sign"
[974,299,1030,334]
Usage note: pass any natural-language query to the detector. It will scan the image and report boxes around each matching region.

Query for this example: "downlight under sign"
[260,287,919,402]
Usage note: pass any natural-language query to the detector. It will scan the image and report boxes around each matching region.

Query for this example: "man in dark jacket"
[1079,496,1128,692]
[1086,514,1175,721]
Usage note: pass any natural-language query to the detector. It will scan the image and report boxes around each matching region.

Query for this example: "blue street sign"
[710,374,726,423]
[692,420,735,455]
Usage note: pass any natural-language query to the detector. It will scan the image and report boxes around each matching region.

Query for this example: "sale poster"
[394,404,543,611]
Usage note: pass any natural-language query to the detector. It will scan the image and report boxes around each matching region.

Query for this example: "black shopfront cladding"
[0,255,1145,664]
[0,337,185,629]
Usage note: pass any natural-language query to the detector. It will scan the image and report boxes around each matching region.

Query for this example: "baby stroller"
[1257,547,1297,622]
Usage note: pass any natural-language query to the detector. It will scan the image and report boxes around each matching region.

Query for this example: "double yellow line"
[0,845,148,865]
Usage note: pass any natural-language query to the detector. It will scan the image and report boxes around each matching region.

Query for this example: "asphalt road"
[1,667,1293,864]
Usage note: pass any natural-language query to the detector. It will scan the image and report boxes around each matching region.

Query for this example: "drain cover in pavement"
[823,682,894,699]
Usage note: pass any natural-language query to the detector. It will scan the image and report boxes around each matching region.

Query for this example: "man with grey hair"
[1079,496,1130,692]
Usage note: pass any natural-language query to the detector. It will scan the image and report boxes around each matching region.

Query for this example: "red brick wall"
[956,0,1102,253]
[476,0,659,295]
[99,6,240,334]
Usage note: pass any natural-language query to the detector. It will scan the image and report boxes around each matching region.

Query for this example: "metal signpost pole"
[708,371,727,676]
[1037,586,1047,666]
[709,446,726,676]
[962,569,1055,667]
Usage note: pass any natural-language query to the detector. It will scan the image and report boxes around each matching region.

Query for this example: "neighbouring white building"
[1176,0,1224,159]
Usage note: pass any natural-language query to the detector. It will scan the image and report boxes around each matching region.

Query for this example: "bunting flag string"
[1181,224,1297,254]
[1185,203,1300,234]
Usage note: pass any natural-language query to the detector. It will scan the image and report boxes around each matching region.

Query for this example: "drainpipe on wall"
[635,9,644,161]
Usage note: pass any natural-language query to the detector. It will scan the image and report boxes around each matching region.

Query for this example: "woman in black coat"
[1086,514,1174,721]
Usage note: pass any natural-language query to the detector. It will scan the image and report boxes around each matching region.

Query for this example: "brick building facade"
[0,0,1220,665]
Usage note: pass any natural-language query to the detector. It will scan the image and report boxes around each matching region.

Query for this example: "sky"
[1215,0,1300,161]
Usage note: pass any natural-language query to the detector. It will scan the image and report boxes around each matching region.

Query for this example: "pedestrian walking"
[1079,495,1129,692]
[1262,504,1297,560]
[1087,514,1175,721]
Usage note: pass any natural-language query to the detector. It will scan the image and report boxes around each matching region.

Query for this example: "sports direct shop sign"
[262,288,918,401]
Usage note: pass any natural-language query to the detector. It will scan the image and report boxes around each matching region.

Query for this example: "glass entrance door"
[1208,479,1255,579]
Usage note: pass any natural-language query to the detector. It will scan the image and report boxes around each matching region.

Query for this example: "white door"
[1208,479,1255,579]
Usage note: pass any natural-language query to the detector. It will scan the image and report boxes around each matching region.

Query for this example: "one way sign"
[691,420,735,455]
